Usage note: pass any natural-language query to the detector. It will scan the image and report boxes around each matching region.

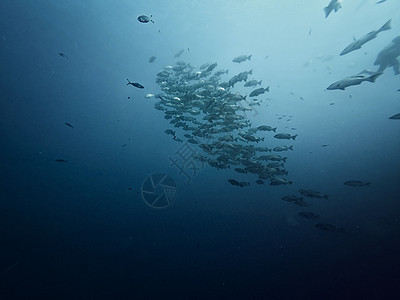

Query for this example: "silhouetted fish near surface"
[64,122,74,128]
[389,113,400,119]
[149,56,156,63]
[58,52,69,59]
[55,159,68,163]
[126,79,144,89]
[315,223,345,233]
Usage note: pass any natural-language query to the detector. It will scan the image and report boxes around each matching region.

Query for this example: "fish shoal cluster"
[155,60,295,186]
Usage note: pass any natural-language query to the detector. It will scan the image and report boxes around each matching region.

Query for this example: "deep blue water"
[0,1,399,299]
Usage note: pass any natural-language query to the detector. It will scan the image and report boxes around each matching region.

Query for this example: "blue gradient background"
[0,1,399,299]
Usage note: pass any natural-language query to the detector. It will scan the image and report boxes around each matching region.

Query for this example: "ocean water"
[0,1,399,299]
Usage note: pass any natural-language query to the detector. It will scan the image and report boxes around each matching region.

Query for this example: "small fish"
[149,56,156,63]
[58,52,69,59]
[299,189,329,199]
[137,15,154,23]
[298,211,319,219]
[164,129,176,136]
[228,179,241,187]
[344,180,371,187]
[128,187,140,194]
[173,136,183,143]
[234,168,247,174]
[126,79,144,89]
[122,144,127,147]
[315,223,345,233]
[274,133,297,140]
[55,159,68,163]
[64,122,74,128]
[232,55,252,63]
[174,49,185,58]
[256,179,264,185]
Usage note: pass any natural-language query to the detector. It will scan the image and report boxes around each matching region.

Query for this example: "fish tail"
[378,19,392,32]
[289,145,293,150]
[273,127,277,132]
[323,195,329,200]
[338,227,346,234]
[282,157,287,163]
[266,86,270,92]
[366,182,371,186]
[324,7,330,18]
[368,73,382,82]
[248,55,252,60]
[291,135,298,140]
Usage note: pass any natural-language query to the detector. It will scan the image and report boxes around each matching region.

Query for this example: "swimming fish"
[126,79,144,89]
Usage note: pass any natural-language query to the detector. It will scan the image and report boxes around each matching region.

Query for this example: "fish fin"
[378,19,391,32]
[282,157,287,163]
[291,135,298,140]
[266,86,270,92]
[248,55,252,60]
[289,145,293,150]
[368,73,383,82]
[324,7,330,18]
[273,127,277,132]
[323,195,329,200]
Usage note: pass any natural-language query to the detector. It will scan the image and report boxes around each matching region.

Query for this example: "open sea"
[0,1,399,299]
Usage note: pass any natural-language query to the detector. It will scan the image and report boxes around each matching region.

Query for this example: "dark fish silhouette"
[298,211,319,219]
[149,56,156,63]
[58,52,69,59]
[126,79,144,89]
[315,223,345,233]
[389,113,400,120]
[64,122,74,128]
[55,159,68,163]
[137,15,154,23]
[344,180,371,187]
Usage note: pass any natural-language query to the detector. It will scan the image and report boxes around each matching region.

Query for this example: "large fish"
[327,70,382,90]
[324,0,342,18]
[340,19,391,56]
